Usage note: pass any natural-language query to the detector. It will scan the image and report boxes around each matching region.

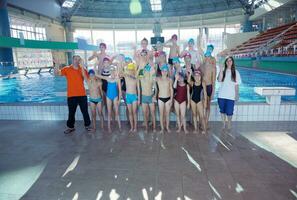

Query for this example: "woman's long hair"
[222,56,236,82]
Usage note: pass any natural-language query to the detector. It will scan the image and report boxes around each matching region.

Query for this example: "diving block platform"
[254,87,296,105]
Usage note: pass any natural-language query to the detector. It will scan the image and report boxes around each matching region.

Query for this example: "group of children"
[80,35,218,134]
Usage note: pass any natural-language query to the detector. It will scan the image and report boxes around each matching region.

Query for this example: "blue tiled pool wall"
[0,103,296,121]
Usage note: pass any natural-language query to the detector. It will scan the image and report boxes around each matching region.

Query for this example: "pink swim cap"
[171,34,178,40]
[100,43,106,48]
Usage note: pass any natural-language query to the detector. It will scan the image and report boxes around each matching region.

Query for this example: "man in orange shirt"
[54,55,91,134]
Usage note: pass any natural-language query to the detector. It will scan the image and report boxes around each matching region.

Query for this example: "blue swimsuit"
[107,82,118,101]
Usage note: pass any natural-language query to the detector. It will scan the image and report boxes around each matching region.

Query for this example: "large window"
[115,30,136,57]
[92,30,114,53]
[162,29,178,42]
[208,28,225,55]
[180,28,199,50]
[73,29,92,44]
[136,30,154,47]
[10,24,46,40]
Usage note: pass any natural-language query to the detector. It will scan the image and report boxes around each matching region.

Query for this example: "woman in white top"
[217,56,242,132]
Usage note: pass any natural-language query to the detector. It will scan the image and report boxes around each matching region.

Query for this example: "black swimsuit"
[158,97,170,103]
[191,83,203,103]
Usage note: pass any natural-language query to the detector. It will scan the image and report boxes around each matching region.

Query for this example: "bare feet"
[166,127,171,133]
[153,129,156,133]
[176,128,181,133]
[184,129,189,134]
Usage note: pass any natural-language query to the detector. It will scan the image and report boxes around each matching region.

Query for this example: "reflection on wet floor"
[0,121,296,200]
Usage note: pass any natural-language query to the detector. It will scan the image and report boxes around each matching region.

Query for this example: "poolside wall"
[0,103,296,121]
[218,57,297,75]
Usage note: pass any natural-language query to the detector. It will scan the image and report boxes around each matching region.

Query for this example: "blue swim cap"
[188,38,194,44]
[207,44,214,50]
[172,57,180,64]
[88,69,95,75]
[161,64,169,71]
[144,64,151,72]
[125,56,132,62]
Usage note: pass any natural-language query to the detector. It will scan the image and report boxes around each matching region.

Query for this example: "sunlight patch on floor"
[240,131,297,168]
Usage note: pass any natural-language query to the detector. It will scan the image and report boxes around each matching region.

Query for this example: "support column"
[262,16,267,31]
[64,21,74,65]
[198,27,203,48]
[243,14,253,32]
[205,27,209,44]
[0,0,14,65]
[222,23,226,50]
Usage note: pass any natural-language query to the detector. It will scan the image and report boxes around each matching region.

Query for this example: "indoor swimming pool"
[0,67,297,103]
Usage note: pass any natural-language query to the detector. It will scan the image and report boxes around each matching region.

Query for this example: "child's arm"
[173,73,178,89]
[163,39,172,48]
[95,73,109,81]
[137,79,141,105]
[170,79,174,101]
[177,45,181,57]
[117,79,122,101]
[202,81,207,108]
[88,51,97,61]
[187,84,190,109]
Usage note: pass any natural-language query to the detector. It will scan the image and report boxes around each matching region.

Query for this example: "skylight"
[150,0,162,12]
[62,0,77,8]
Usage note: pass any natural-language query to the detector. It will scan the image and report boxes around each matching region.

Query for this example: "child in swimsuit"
[123,63,140,133]
[187,69,207,134]
[81,69,104,132]
[96,66,122,133]
[173,71,190,134]
[163,34,180,66]
[156,64,174,133]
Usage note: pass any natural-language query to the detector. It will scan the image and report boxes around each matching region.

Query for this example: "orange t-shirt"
[61,65,88,97]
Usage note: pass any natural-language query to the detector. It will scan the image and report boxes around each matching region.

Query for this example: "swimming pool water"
[0,67,297,103]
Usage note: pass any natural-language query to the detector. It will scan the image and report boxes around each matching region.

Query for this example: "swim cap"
[127,63,136,71]
[100,43,106,48]
[88,69,95,75]
[207,44,214,50]
[171,34,178,40]
[125,56,132,62]
[172,57,180,64]
[183,52,191,58]
[161,64,169,71]
[188,38,194,44]
[144,64,151,72]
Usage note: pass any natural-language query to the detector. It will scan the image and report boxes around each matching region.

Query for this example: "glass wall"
[136,30,154,49]
[9,16,50,68]
[92,30,114,52]
[73,29,92,44]
[115,30,136,57]
[10,24,46,40]
[72,25,240,58]
[180,28,199,50]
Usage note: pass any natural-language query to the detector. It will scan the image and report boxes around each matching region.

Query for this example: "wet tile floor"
[0,120,296,200]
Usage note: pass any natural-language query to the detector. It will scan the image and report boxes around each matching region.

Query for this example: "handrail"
[254,22,297,54]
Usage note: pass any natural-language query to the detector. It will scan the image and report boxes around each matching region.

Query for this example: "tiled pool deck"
[0,120,296,200]
[0,102,297,121]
